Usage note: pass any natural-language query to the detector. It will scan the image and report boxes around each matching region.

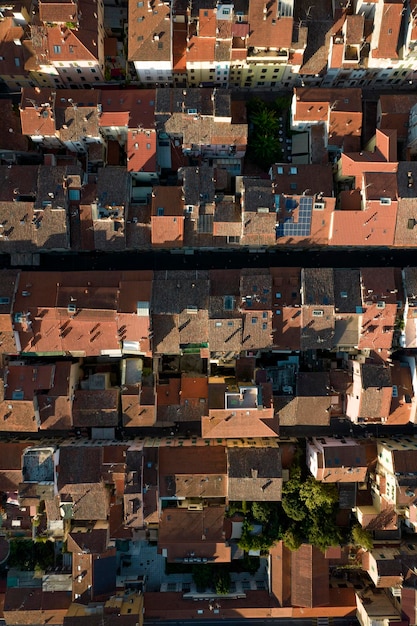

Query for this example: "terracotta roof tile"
[158,445,227,498]
[122,387,156,427]
[291,544,329,608]
[227,447,282,501]
[72,389,119,427]
[345,14,365,44]
[158,506,231,563]
[203,407,277,438]
[293,87,362,123]
[0,18,34,79]
[371,0,403,59]
[248,0,293,50]
[173,20,187,71]
[128,0,171,62]
[127,128,157,173]
[330,205,397,247]
[39,0,78,24]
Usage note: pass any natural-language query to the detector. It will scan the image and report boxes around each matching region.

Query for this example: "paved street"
[145,619,360,626]
[0,246,415,273]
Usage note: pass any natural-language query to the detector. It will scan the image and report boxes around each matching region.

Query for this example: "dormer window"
[223,295,235,311]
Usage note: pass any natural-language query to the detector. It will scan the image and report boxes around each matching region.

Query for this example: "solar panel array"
[276,196,313,238]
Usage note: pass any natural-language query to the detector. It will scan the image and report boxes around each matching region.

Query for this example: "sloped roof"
[203,406,277,438]
[227,447,282,501]
[371,0,403,59]
[248,0,293,50]
[291,544,330,608]
[158,445,227,498]
[158,506,231,563]
[128,0,171,62]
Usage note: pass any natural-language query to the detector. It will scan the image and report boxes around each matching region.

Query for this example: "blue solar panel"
[276,196,313,239]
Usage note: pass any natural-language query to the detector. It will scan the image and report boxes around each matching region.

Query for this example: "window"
[91,68,96,73]
[157,207,164,216]
[275,292,281,298]
[380,197,391,205]
[146,143,151,149]
[312,309,324,317]
[290,182,297,190]
[251,317,257,324]
[137,1,143,5]
[76,68,81,74]
[69,45,74,53]
[222,8,230,14]
[223,295,235,311]
[14,57,20,66]
[53,45,61,54]
[262,323,267,330]
[277,166,283,174]
[290,166,298,174]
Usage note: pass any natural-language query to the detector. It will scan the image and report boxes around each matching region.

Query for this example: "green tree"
[307,515,341,552]
[281,473,341,552]
[192,564,214,592]
[251,107,279,134]
[282,479,307,521]
[8,539,54,571]
[282,525,303,552]
[251,501,273,524]
[214,569,231,595]
[351,525,373,551]
[299,477,338,512]
[250,134,282,170]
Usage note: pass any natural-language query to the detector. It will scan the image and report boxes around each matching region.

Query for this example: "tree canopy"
[351,524,373,551]
[247,98,286,170]
[281,471,340,552]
